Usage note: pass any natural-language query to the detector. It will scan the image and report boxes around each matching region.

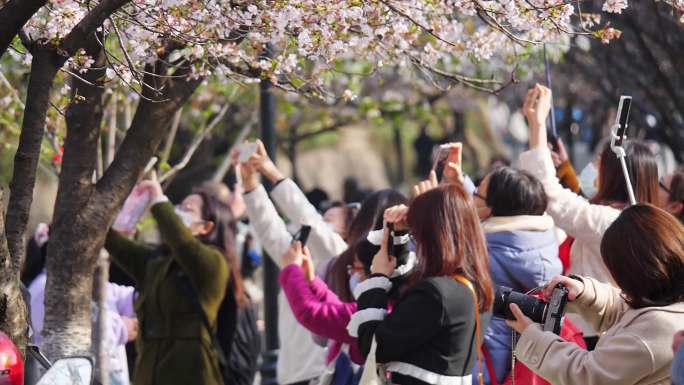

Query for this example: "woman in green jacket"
[105,178,234,385]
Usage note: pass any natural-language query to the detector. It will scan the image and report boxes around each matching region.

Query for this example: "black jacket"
[352,275,491,385]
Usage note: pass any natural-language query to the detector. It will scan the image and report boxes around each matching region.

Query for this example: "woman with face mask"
[519,84,659,341]
[104,176,242,385]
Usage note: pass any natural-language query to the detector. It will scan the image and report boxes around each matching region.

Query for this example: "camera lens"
[493,286,547,323]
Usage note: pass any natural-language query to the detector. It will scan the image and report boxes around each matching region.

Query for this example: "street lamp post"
[259,46,280,385]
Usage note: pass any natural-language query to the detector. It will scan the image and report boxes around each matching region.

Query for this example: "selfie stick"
[610,105,637,206]
[543,45,558,139]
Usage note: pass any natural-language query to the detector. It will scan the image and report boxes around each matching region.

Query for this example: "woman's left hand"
[506,303,534,334]
[138,172,164,203]
[370,226,397,276]
[443,142,464,184]
[281,241,304,267]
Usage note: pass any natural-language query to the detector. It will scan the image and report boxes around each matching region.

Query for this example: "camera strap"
[452,274,484,385]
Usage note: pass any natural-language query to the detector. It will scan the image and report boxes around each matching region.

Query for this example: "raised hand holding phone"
[443,143,464,184]
[523,84,552,149]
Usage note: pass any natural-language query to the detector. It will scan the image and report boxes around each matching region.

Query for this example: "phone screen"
[431,145,450,181]
[293,225,312,246]
[615,96,632,147]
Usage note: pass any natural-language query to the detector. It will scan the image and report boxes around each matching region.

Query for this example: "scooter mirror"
[35,357,93,385]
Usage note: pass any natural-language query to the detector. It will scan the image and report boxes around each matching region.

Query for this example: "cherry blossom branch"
[159,103,230,184]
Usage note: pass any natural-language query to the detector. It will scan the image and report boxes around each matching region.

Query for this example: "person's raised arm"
[279,243,356,345]
[105,229,154,285]
[240,160,296,268]
[246,140,347,263]
[519,85,619,243]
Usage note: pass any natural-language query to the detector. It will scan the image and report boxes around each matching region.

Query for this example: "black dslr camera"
[493,284,569,334]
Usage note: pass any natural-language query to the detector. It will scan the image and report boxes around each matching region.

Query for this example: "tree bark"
[0,0,47,58]
[92,250,110,385]
[0,188,29,357]
[42,35,108,360]
[5,46,61,276]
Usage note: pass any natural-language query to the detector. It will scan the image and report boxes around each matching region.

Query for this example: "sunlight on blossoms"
[12,0,652,96]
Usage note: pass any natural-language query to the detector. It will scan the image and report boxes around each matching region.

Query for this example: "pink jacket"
[279,264,364,365]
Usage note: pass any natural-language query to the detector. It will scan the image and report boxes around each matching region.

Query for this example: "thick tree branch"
[96,62,202,210]
[159,103,230,184]
[0,0,47,58]
[41,32,108,360]
[5,46,61,272]
[59,0,132,57]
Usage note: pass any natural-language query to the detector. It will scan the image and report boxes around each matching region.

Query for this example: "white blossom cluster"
[18,0,642,93]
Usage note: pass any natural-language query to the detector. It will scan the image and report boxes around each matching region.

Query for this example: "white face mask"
[579,162,599,199]
[174,207,196,227]
[348,272,362,293]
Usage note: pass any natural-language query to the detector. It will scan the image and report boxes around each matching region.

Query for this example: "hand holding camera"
[384,205,409,231]
[370,225,397,276]
[496,276,580,335]
[543,275,584,301]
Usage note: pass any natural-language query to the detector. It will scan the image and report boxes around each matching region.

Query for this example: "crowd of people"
[19,84,684,385]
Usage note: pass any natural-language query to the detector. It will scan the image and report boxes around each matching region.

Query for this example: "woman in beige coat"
[507,204,684,385]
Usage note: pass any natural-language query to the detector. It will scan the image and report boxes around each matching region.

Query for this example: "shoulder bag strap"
[177,269,228,366]
[452,274,484,385]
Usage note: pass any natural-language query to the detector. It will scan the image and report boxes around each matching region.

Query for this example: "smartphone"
[292,225,312,247]
[431,144,451,181]
[614,96,632,147]
[238,142,258,163]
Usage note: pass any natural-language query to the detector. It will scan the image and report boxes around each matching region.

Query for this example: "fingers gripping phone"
[238,142,258,163]
[431,144,451,181]
[292,225,312,247]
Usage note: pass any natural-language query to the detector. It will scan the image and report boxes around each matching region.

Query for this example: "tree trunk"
[92,250,110,385]
[43,53,202,359]
[42,35,107,360]
[5,46,61,275]
[0,188,29,357]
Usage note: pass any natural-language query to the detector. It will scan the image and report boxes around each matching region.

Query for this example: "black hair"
[485,167,548,217]
[324,189,407,301]
[192,186,248,308]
